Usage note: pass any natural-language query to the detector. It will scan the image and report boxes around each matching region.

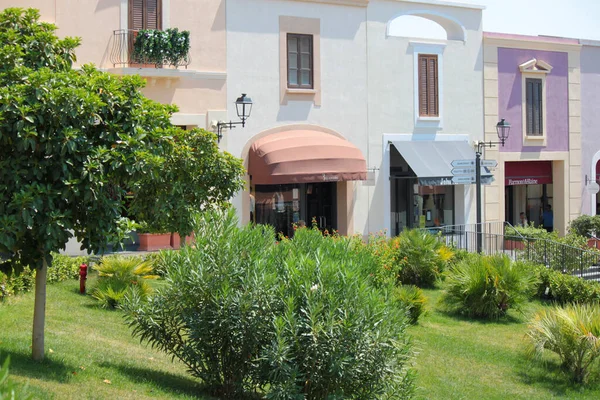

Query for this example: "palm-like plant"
[527,302,600,384]
[441,255,537,319]
[92,256,158,309]
[395,229,453,287]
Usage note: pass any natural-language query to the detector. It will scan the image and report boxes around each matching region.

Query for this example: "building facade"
[482,33,582,235]
[1,0,230,132]
[580,40,600,216]
[225,0,485,237]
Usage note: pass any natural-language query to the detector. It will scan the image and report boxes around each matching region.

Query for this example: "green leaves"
[0,8,244,268]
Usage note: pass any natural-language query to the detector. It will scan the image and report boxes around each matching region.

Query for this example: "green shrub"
[0,356,32,400]
[46,254,90,283]
[441,255,537,319]
[394,285,427,324]
[394,230,453,288]
[123,210,415,399]
[505,224,553,240]
[92,256,158,309]
[569,214,600,237]
[527,302,600,384]
[132,28,190,67]
[529,264,600,304]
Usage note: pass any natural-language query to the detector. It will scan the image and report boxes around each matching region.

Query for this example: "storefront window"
[391,178,454,236]
[253,183,336,238]
[505,184,553,227]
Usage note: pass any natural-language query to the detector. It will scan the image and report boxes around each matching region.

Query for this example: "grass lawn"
[408,289,600,400]
[0,274,214,400]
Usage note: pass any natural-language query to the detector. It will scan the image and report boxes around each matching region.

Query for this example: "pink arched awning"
[249,130,367,185]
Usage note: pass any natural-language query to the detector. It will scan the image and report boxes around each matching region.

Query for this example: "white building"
[224,0,486,237]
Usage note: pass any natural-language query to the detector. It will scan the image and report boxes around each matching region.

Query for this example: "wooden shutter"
[418,54,439,117]
[129,0,162,31]
[526,78,543,135]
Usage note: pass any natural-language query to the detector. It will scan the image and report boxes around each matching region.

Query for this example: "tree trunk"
[32,258,48,361]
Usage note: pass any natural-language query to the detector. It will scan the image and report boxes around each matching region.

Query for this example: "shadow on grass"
[436,308,525,325]
[1,349,77,383]
[99,360,216,399]
[514,353,600,397]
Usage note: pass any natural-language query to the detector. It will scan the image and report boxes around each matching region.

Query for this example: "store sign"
[507,178,540,185]
[321,174,340,182]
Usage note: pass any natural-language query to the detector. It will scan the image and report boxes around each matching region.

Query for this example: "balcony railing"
[110,29,191,69]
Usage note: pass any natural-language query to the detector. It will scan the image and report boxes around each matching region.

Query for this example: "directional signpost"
[452,175,476,184]
[451,160,476,168]
[451,159,477,185]
[481,160,498,168]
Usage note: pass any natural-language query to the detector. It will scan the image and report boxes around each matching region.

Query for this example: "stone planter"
[138,233,172,251]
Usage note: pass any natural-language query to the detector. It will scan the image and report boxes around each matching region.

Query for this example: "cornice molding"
[287,0,368,7]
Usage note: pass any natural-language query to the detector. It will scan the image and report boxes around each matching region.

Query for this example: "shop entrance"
[504,161,553,228]
[253,182,337,237]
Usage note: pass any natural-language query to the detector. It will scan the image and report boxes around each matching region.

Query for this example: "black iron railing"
[422,222,600,281]
[110,29,191,68]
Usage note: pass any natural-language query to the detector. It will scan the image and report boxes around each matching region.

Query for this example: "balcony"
[107,29,226,82]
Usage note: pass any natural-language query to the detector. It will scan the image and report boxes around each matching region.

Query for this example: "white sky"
[458,0,600,40]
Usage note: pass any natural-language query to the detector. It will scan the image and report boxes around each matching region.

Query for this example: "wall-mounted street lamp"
[216,93,253,142]
[475,119,511,252]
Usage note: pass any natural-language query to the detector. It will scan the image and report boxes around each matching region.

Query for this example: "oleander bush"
[527,302,600,384]
[0,356,32,400]
[441,254,538,319]
[394,285,427,324]
[92,255,158,309]
[122,210,415,399]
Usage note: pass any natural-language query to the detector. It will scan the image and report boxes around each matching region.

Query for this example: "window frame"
[519,59,552,146]
[287,33,314,89]
[411,42,446,129]
[525,77,543,136]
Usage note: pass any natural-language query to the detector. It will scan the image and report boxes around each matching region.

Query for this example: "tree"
[0,8,244,360]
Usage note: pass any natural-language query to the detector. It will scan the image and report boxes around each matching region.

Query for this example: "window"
[418,54,439,117]
[129,0,162,30]
[287,34,313,89]
[525,78,543,136]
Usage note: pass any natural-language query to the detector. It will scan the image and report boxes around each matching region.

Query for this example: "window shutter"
[418,54,438,117]
[525,78,543,135]
[427,56,438,116]
[129,0,161,30]
[130,0,144,30]
[418,55,428,116]
[146,0,160,30]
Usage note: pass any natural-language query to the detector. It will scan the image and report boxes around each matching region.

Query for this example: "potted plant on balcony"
[132,28,190,68]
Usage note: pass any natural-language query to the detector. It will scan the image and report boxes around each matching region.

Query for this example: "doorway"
[253,182,337,237]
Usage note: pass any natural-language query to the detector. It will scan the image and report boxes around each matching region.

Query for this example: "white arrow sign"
[451,159,476,167]
[481,160,498,168]
[452,167,476,176]
[452,176,475,184]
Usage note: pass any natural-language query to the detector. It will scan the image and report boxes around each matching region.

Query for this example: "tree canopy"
[0,7,245,359]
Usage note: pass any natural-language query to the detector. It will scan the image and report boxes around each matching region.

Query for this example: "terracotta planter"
[588,238,600,250]
[171,232,194,250]
[138,233,172,251]
[504,239,525,251]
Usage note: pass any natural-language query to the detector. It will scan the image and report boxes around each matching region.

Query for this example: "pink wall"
[497,47,569,152]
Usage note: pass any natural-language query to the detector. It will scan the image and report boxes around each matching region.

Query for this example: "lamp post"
[216,93,253,142]
[475,119,511,253]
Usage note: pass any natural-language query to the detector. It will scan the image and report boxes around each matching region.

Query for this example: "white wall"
[225,0,484,235]
[225,0,370,232]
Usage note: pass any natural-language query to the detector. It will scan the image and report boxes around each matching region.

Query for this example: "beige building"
[1,0,230,130]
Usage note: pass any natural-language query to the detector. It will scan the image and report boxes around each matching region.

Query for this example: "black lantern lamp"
[216,93,253,142]
[495,118,511,146]
[474,119,510,253]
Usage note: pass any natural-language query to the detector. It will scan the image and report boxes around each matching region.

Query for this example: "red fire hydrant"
[79,263,88,294]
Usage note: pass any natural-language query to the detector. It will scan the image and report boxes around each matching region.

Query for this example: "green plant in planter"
[132,28,190,67]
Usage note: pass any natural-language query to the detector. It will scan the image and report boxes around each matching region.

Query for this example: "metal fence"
[423,222,600,281]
